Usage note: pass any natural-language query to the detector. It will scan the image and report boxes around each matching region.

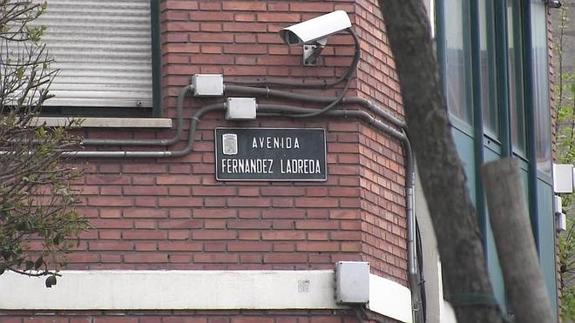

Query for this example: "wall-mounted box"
[335,261,370,304]
[553,164,574,193]
[192,74,224,97]
[225,97,257,120]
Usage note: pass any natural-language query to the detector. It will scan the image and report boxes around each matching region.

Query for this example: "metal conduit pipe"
[258,105,404,140]
[62,103,225,158]
[79,83,404,148]
[289,72,354,118]
[403,136,423,322]
[63,104,404,158]
[81,84,194,146]
[223,84,406,129]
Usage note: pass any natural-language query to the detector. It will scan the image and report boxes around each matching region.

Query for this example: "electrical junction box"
[554,195,563,215]
[557,212,567,232]
[555,195,566,233]
[192,74,224,96]
[226,97,257,120]
[553,164,574,193]
[335,261,370,304]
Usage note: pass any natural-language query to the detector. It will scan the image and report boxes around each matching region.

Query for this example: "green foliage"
[0,0,88,284]
[561,208,575,322]
[555,5,575,321]
[563,288,575,321]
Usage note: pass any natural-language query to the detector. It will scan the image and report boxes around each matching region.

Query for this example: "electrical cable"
[353,306,368,323]
[225,28,360,89]
[281,70,353,118]
[54,103,405,161]
[60,103,225,158]
[223,84,405,128]
[224,29,359,118]
[257,104,405,141]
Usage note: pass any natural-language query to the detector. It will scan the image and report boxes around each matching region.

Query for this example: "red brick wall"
[2,0,408,321]
[359,124,407,282]
[67,119,371,271]
[353,0,402,116]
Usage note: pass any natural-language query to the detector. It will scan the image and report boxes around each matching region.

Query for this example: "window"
[443,0,473,125]
[479,0,498,136]
[35,0,155,110]
[508,0,526,154]
[530,0,552,176]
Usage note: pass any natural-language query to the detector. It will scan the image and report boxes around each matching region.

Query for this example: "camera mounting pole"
[303,38,327,66]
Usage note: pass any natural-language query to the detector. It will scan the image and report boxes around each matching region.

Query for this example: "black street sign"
[215,128,327,181]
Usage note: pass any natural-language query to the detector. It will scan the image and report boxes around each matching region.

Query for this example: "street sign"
[215,128,327,181]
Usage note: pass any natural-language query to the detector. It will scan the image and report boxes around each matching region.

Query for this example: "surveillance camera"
[279,10,352,46]
[546,0,561,8]
[279,10,352,65]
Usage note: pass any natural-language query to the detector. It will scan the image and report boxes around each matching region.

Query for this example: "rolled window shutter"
[36,0,153,108]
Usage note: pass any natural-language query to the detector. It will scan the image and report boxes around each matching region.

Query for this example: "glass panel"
[479,0,498,136]
[508,0,526,153]
[444,0,473,124]
[531,1,552,175]
[484,147,507,311]
[537,181,558,322]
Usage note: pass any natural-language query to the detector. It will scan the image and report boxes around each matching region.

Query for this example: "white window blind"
[36,0,153,108]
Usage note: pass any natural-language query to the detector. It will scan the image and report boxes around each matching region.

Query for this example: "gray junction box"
[335,261,370,304]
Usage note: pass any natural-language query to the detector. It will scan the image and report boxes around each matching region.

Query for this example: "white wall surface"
[0,270,413,322]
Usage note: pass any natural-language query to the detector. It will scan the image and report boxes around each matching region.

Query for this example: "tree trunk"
[377,2,506,322]
[482,158,554,323]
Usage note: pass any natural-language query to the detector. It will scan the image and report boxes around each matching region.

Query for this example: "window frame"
[150,0,162,117]
[440,0,475,130]
[37,0,162,117]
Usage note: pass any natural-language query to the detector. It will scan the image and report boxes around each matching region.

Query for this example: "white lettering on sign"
[280,159,321,174]
[220,158,322,175]
[221,159,274,174]
[252,137,300,149]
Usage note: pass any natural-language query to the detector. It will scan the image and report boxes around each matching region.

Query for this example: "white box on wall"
[226,97,257,120]
[553,164,574,193]
[335,261,370,304]
[192,74,224,97]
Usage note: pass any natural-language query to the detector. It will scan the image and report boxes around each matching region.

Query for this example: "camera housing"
[279,10,352,46]
[278,10,352,65]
